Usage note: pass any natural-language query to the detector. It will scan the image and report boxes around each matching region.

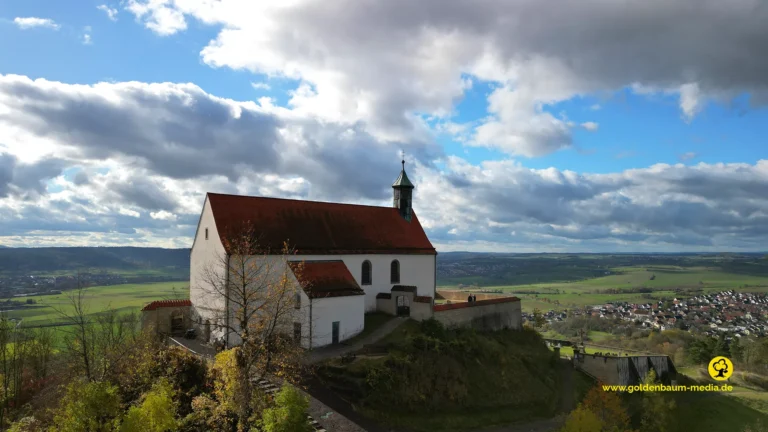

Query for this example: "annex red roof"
[207,193,436,255]
[141,299,192,312]
[288,260,365,299]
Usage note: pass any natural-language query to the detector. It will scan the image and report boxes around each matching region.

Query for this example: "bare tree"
[26,326,55,381]
[93,308,140,381]
[49,274,96,380]
[0,314,34,426]
[0,315,13,427]
[195,223,309,383]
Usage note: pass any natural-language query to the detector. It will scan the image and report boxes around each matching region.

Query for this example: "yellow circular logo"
[708,356,733,381]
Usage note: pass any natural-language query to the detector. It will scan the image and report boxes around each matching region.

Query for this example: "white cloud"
[125,0,187,36]
[589,104,601,111]
[679,152,698,162]
[679,82,704,122]
[150,210,177,221]
[13,17,60,30]
[97,5,119,21]
[581,122,599,132]
[2,75,768,251]
[251,82,271,90]
[82,27,93,45]
[119,207,140,218]
[112,0,768,157]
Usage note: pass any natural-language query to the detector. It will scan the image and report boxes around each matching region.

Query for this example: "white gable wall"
[189,196,228,339]
[301,295,365,348]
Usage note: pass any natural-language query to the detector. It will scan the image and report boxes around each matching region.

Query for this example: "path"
[305,316,409,364]
[559,360,575,413]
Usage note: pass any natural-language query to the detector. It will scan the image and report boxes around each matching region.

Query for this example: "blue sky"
[1,0,767,251]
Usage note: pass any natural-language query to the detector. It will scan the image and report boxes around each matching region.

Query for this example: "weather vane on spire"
[400,150,405,169]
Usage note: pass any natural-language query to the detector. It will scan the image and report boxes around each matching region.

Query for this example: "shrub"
[179,395,237,432]
[260,385,312,432]
[8,417,42,432]
[560,405,603,432]
[151,347,208,416]
[51,380,122,432]
[120,378,178,432]
[211,348,250,416]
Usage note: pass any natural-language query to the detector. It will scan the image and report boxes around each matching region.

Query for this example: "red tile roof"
[288,260,365,299]
[141,299,192,312]
[207,193,436,255]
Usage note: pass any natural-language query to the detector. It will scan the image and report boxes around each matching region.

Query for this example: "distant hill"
[0,247,190,275]
[436,251,768,287]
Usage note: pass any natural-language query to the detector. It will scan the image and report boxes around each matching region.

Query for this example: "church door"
[170,310,184,335]
[396,296,410,317]
[332,321,340,344]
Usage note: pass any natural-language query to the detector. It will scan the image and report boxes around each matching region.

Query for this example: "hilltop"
[316,319,592,431]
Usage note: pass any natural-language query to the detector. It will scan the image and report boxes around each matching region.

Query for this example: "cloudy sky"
[1,0,767,252]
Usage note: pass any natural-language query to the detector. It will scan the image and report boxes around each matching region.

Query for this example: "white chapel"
[187,161,437,349]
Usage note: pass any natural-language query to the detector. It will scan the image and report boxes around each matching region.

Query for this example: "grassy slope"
[633,367,768,432]
[318,321,565,432]
[3,281,188,325]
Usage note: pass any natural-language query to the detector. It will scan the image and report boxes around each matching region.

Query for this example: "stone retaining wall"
[436,290,510,302]
[433,297,522,331]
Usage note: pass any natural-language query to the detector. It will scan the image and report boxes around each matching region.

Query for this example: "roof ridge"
[208,192,402,211]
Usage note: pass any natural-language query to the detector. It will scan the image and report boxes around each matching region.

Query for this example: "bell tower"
[392,154,414,222]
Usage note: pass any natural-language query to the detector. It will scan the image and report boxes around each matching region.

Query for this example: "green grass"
[587,331,612,342]
[3,281,188,326]
[662,369,768,431]
[671,392,768,432]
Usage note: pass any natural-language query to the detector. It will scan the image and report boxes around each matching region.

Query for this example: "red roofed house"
[186,161,438,349]
[141,299,193,336]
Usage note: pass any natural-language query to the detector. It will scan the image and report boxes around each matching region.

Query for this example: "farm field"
[3,281,189,326]
[441,265,768,312]
[508,266,768,292]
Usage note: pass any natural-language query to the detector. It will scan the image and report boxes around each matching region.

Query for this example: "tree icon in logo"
[708,356,733,381]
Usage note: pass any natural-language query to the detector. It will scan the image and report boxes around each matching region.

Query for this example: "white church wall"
[307,294,365,348]
[290,253,436,312]
[189,197,228,337]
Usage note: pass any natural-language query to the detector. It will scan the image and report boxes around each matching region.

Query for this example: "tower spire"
[392,154,414,222]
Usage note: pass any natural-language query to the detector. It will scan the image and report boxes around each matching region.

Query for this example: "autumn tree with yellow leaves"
[196,223,308,413]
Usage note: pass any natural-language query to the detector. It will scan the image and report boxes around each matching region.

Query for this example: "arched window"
[390,260,400,283]
[361,260,372,285]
